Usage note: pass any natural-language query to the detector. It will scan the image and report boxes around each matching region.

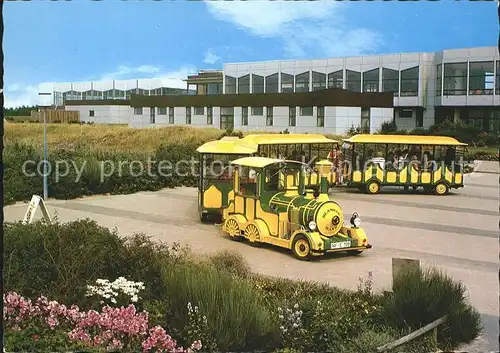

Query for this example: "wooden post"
[392,258,420,290]
[377,315,447,352]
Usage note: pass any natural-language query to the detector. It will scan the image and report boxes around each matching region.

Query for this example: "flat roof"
[231,156,284,168]
[343,134,467,146]
[128,88,393,108]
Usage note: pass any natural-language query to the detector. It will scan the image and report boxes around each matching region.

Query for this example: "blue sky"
[3,0,498,108]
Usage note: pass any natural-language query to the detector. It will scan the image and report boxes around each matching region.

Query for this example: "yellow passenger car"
[221,156,372,260]
[341,134,468,195]
[196,137,257,222]
[237,133,341,186]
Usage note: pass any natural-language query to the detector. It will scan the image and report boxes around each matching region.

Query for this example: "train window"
[265,168,285,192]
[238,166,257,196]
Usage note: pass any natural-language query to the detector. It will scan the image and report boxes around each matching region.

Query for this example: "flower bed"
[4,291,202,353]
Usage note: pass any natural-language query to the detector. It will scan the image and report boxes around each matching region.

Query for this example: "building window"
[266,107,273,126]
[194,107,204,115]
[312,71,326,91]
[238,74,250,94]
[281,73,294,93]
[251,107,263,115]
[150,107,155,124]
[317,106,324,127]
[186,107,191,124]
[382,68,399,96]
[158,107,167,115]
[207,107,213,125]
[328,70,343,89]
[134,107,143,115]
[401,67,419,96]
[363,69,379,92]
[265,73,279,93]
[225,75,236,94]
[295,72,310,92]
[496,61,500,95]
[220,108,234,130]
[346,70,361,92]
[399,109,413,118]
[300,106,313,116]
[469,61,494,95]
[361,108,370,133]
[207,83,223,95]
[443,63,467,96]
[169,107,174,124]
[252,74,265,94]
[436,64,442,96]
[89,110,95,117]
[242,107,248,126]
[289,107,296,126]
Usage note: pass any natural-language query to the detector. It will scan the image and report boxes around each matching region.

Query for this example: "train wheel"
[365,181,380,194]
[292,235,311,261]
[244,223,261,244]
[434,182,449,196]
[200,213,209,223]
[224,217,241,240]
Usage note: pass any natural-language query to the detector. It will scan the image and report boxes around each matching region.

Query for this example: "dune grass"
[4,123,224,153]
[4,123,346,153]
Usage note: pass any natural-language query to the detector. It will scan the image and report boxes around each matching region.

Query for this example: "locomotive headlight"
[308,221,317,230]
[350,212,361,228]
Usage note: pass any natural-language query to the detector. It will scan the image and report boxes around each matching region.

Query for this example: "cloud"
[203,49,220,65]
[4,83,39,108]
[99,64,164,81]
[96,64,198,89]
[205,1,383,58]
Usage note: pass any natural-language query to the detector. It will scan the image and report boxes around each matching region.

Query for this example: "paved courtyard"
[4,168,499,352]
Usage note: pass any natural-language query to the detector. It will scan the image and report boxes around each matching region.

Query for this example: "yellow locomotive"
[221,156,371,260]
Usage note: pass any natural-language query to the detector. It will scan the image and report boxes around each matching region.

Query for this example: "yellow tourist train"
[220,156,371,260]
[340,134,468,195]
[196,133,468,222]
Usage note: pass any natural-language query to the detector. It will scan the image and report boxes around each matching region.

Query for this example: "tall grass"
[162,261,278,352]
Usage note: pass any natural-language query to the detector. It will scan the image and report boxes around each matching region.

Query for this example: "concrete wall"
[66,105,131,124]
[124,105,394,135]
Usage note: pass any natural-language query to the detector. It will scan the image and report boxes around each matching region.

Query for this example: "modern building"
[40,45,500,134]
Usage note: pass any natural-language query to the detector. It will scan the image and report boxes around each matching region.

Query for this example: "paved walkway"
[4,171,499,352]
[473,160,499,174]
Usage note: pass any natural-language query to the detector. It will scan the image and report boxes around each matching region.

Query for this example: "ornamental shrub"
[378,266,482,350]
[162,261,278,352]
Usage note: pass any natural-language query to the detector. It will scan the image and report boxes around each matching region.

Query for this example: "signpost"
[38,92,52,200]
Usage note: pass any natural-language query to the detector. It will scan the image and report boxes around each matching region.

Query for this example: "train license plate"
[331,241,351,249]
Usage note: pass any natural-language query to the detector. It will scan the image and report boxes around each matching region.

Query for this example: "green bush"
[3,141,201,205]
[378,266,482,350]
[208,249,251,279]
[4,219,126,306]
[162,261,278,352]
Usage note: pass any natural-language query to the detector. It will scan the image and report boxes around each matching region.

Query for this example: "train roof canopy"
[196,139,258,154]
[230,156,285,168]
[343,134,467,146]
[240,133,340,145]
